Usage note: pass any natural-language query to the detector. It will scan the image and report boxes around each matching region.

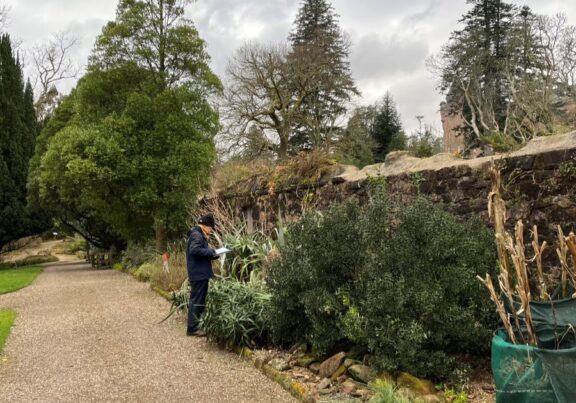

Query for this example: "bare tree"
[221,42,325,159]
[31,31,79,120]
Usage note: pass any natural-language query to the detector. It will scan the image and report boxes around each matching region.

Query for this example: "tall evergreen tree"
[371,92,405,162]
[0,34,39,250]
[438,0,518,144]
[289,0,358,150]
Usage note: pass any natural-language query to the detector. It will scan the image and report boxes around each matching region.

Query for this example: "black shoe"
[187,329,206,337]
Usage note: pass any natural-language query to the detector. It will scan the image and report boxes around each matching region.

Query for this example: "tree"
[433,2,576,148]
[31,31,79,122]
[288,0,358,150]
[433,0,517,145]
[0,34,40,250]
[90,0,220,91]
[371,92,405,161]
[221,43,319,159]
[33,0,221,252]
[333,106,376,168]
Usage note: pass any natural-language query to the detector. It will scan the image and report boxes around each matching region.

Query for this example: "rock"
[340,380,357,395]
[352,388,371,398]
[268,358,290,372]
[343,358,361,368]
[330,364,347,381]
[294,355,316,368]
[348,364,377,384]
[396,372,436,396]
[289,343,308,355]
[355,388,372,399]
[318,386,338,395]
[422,394,442,403]
[336,374,348,384]
[319,352,346,378]
[317,378,332,390]
[309,362,321,374]
[554,195,573,209]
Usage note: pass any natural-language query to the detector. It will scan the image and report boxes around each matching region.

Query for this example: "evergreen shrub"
[268,184,497,380]
[267,201,364,353]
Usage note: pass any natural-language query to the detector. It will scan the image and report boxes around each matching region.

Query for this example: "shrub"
[201,278,271,347]
[268,184,498,380]
[133,263,156,282]
[268,200,365,353]
[407,128,443,158]
[121,240,157,270]
[63,237,87,254]
[357,197,497,379]
[0,255,58,269]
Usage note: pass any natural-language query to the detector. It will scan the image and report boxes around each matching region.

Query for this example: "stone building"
[440,102,465,154]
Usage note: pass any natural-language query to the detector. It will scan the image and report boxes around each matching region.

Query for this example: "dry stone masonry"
[213,132,576,262]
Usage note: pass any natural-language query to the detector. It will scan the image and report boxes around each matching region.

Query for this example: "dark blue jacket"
[186,226,217,281]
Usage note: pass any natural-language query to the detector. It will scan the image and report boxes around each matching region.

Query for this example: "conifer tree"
[289,0,358,150]
[371,92,405,162]
[0,34,39,250]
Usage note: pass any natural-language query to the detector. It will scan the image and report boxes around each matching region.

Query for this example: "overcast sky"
[3,0,576,134]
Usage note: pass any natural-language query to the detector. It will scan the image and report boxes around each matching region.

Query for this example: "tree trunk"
[155,225,168,253]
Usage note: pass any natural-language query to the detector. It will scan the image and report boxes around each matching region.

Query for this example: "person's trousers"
[187,279,209,333]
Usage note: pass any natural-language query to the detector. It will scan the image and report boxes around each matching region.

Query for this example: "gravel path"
[0,262,296,402]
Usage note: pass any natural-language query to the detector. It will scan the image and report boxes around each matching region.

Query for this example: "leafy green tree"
[289,0,358,150]
[90,0,220,92]
[371,92,405,161]
[0,34,41,250]
[34,0,221,251]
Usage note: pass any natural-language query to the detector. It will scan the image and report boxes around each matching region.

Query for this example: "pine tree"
[289,0,358,150]
[439,0,518,144]
[371,92,405,162]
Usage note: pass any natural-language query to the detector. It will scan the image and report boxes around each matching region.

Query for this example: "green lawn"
[0,266,42,294]
[0,309,16,353]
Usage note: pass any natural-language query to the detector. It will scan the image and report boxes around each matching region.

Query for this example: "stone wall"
[213,132,576,256]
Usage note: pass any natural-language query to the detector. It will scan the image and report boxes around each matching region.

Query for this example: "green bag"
[492,298,576,403]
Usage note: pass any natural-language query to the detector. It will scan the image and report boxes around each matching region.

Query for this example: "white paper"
[214,247,232,256]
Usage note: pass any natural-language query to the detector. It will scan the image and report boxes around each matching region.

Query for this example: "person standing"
[186,213,218,336]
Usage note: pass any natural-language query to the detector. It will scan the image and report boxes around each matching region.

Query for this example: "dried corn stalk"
[566,232,576,295]
[502,224,537,345]
[531,225,549,300]
[557,227,576,298]
[488,166,512,290]
[478,274,517,344]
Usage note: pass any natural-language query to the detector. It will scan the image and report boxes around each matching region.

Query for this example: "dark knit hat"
[198,213,216,228]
